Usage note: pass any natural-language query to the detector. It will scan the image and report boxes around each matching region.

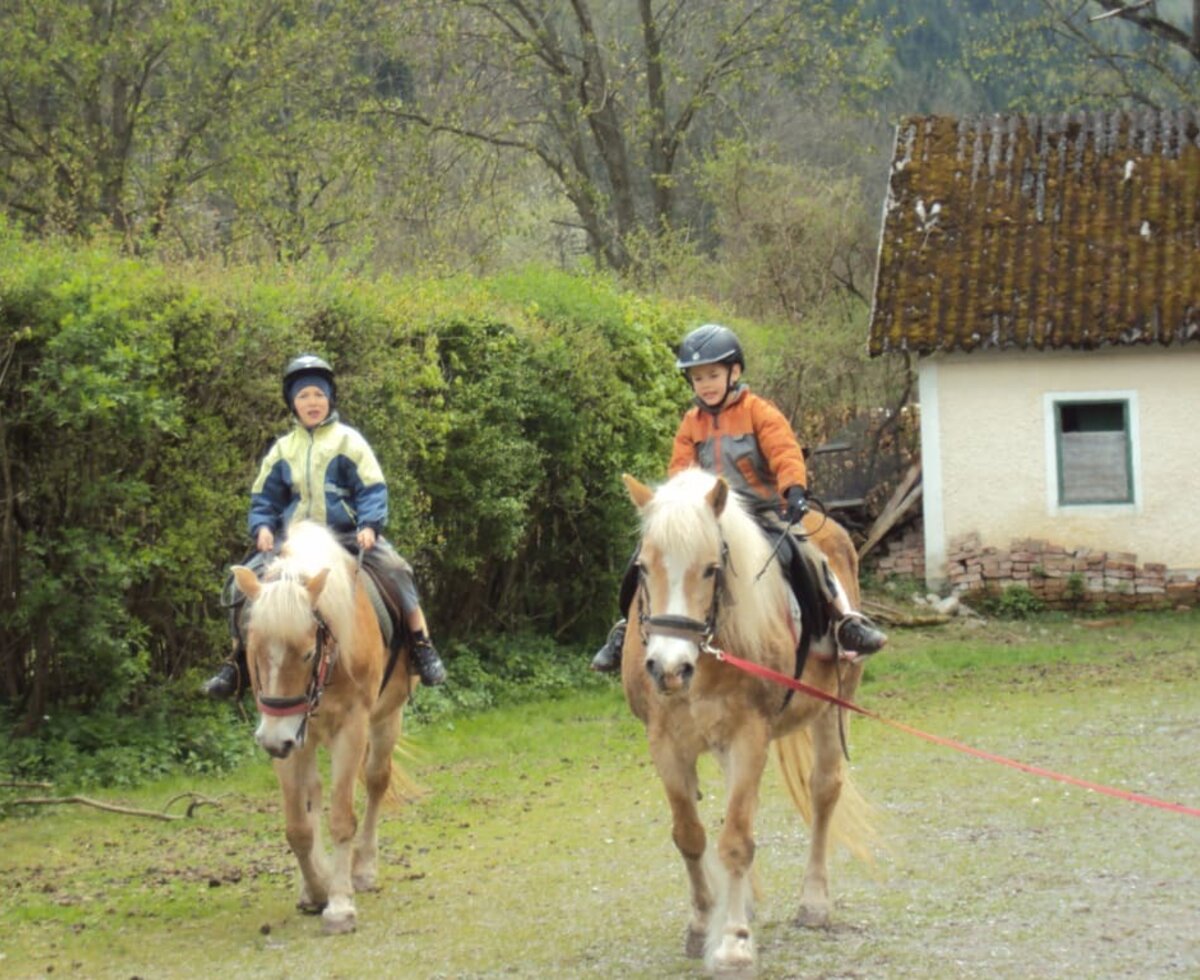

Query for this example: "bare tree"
[382,0,870,271]
[1039,0,1200,106]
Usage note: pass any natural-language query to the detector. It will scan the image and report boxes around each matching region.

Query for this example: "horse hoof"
[296,899,327,915]
[322,910,357,935]
[352,873,379,893]
[794,904,831,929]
[711,931,755,975]
[684,927,707,959]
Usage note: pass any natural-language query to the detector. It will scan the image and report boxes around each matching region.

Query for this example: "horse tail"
[355,734,426,807]
[773,727,878,864]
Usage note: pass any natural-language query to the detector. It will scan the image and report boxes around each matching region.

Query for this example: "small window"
[1055,400,1132,505]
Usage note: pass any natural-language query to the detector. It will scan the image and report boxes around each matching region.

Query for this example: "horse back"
[802,513,860,606]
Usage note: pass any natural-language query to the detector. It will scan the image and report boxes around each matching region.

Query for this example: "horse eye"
[703,564,719,579]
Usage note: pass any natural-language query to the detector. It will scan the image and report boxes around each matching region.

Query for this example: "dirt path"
[3,622,1199,978]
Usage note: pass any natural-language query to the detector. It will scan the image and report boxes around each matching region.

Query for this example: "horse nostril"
[680,663,695,685]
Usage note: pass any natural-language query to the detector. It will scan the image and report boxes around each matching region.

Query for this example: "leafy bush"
[981,585,1045,620]
[406,633,610,727]
[0,681,255,788]
[0,226,684,769]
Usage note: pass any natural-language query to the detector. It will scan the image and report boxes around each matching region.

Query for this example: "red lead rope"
[712,648,1200,819]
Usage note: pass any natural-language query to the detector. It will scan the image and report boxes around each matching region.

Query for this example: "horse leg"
[276,749,331,914]
[321,712,369,935]
[353,707,402,893]
[648,734,712,959]
[795,708,846,929]
[711,717,770,973]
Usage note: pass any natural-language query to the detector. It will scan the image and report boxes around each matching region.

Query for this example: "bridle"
[254,612,338,741]
[636,538,730,654]
[249,551,362,736]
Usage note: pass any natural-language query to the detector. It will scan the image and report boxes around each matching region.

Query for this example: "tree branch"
[6,792,224,821]
[1087,0,1194,52]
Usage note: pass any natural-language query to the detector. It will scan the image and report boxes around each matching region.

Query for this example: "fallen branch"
[1,780,54,790]
[863,597,951,627]
[6,792,223,821]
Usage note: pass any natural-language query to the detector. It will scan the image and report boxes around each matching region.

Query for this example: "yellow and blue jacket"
[248,413,387,538]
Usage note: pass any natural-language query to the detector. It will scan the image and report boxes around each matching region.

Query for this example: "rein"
[709,645,1200,819]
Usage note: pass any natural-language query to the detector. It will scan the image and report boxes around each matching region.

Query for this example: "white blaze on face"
[253,637,308,751]
[645,548,702,675]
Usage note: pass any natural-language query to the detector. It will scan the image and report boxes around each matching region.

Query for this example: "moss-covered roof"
[868,110,1200,356]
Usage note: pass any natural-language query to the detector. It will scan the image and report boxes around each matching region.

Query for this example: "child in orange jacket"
[592,324,887,671]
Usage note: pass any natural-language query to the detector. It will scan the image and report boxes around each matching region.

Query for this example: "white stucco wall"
[920,345,1200,587]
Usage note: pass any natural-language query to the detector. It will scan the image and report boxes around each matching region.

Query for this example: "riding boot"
[835,612,888,656]
[590,619,626,673]
[201,646,249,699]
[410,633,447,687]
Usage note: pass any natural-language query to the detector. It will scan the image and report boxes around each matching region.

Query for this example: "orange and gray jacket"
[248,412,387,539]
[667,385,808,510]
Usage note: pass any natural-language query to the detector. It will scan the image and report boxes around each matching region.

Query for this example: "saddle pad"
[359,573,395,648]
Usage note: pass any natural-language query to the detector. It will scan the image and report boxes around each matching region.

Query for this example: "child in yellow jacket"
[203,354,446,696]
[592,324,887,671]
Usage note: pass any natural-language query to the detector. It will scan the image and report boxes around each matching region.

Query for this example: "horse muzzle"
[255,715,307,758]
[645,640,698,695]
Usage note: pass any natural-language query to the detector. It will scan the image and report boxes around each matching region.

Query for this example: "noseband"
[255,614,338,735]
[637,539,729,653]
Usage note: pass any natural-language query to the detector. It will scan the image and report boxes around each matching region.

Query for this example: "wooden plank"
[856,463,922,560]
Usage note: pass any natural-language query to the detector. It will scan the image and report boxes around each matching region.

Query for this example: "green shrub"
[981,585,1045,620]
[0,227,684,767]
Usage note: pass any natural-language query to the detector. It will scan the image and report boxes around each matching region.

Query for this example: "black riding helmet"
[675,324,745,372]
[281,353,337,409]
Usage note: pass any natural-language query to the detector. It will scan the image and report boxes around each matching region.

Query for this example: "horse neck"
[715,505,790,655]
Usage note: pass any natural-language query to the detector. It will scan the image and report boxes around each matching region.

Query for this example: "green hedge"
[0,224,693,734]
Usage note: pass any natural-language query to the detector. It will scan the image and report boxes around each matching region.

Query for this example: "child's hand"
[784,486,809,524]
[357,527,377,552]
[256,526,275,552]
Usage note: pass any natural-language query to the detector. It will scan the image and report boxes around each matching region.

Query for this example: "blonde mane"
[641,468,790,657]
[252,521,357,647]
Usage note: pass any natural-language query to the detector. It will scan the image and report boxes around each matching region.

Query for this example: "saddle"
[225,543,412,689]
[755,520,831,642]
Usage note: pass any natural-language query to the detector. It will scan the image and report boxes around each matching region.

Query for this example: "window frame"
[1043,390,1140,514]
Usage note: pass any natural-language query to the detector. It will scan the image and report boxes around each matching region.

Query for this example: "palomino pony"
[621,470,875,973]
[231,520,413,935]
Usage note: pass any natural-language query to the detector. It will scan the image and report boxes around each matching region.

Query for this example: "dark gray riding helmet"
[675,324,745,371]
[281,353,336,408]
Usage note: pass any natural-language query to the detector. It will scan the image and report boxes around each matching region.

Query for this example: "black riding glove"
[784,485,809,524]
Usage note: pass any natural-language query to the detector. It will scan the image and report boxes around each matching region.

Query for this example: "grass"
[2,609,1198,978]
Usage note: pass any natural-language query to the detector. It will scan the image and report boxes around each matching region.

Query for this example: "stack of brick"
[871,523,925,582]
[943,533,1199,610]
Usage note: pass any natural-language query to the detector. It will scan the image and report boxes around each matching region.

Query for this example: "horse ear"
[232,566,262,601]
[707,477,728,517]
[623,473,654,510]
[305,567,330,604]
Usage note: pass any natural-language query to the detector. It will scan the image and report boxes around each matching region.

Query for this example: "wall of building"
[919,345,1200,589]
